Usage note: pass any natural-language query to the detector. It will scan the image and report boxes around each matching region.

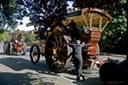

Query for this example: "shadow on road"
[0,57,103,85]
[0,57,60,85]
[0,72,56,85]
[74,77,103,85]
[0,57,58,76]
[0,52,5,55]
[64,70,103,85]
[0,48,30,55]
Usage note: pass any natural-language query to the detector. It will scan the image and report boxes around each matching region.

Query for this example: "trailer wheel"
[45,31,72,72]
[22,42,27,55]
[30,44,40,64]
[3,41,9,54]
[6,42,11,55]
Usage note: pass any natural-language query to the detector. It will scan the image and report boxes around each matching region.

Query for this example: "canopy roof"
[63,8,112,32]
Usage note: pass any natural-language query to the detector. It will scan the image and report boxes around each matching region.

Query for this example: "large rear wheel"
[45,32,72,72]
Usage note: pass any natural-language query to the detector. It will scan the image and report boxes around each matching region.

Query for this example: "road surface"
[0,43,126,85]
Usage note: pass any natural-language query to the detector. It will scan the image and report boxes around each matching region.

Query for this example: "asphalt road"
[0,43,126,85]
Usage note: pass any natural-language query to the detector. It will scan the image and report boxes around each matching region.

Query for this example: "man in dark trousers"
[67,39,86,80]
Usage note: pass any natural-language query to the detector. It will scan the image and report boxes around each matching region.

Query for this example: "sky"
[16,1,74,31]
[16,17,34,31]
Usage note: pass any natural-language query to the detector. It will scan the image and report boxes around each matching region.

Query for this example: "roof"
[63,7,112,32]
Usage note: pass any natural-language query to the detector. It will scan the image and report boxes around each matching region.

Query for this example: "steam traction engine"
[30,7,112,72]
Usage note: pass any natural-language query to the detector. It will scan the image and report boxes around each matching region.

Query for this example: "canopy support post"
[82,14,89,27]
[99,16,103,31]
[90,13,93,28]
[101,21,109,32]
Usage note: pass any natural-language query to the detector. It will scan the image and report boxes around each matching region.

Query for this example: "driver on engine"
[14,35,23,53]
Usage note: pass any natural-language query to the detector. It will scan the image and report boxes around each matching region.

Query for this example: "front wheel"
[30,44,40,64]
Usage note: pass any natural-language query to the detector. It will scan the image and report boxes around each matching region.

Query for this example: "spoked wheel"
[22,42,27,55]
[45,31,72,72]
[30,44,40,64]
[6,42,11,55]
[3,41,9,54]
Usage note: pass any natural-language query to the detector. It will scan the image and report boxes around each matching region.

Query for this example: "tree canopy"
[99,0,127,54]
[15,0,68,30]
[0,0,18,29]
[0,0,127,54]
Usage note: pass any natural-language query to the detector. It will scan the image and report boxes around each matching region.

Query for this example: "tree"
[15,0,68,30]
[0,31,8,42]
[99,0,127,54]
[73,0,117,10]
[1,0,126,54]
[0,0,18,30]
